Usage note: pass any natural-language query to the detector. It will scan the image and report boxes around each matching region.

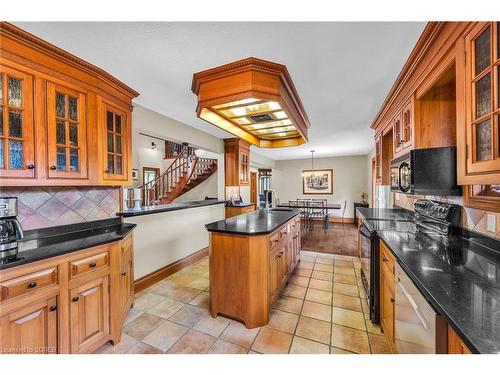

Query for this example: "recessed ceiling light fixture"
[191,57,310,148]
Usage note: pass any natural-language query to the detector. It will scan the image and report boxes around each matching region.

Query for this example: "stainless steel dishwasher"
[395,263,447,353]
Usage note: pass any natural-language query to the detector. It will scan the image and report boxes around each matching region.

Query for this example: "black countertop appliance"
[390,146,461,196]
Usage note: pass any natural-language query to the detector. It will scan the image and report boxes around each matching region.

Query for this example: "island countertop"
[205,208,300,235]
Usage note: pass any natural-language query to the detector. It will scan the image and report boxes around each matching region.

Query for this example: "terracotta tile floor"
[96,251,390,354]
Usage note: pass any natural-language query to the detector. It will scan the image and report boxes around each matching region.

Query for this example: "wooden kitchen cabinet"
[457,21,500,185]
[380,240,396,353]
[0,295,58,354]
[119,234,134,323]
[224,138,251,186]
[0,64,35,179]
[448,325,473,354]
[0,234,134,354]
[46,82,88,179]
[100,101,131,183]
[0,22,138,186]
[375,134,382,183]
[69,276,110,354]
[225,204,255,218]
[209,215,300,328]
[393,99,414,159]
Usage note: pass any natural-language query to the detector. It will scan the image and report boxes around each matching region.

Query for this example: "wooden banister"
[138,145,218,206]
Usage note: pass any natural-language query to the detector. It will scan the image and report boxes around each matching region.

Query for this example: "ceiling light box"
[191,57,310,148]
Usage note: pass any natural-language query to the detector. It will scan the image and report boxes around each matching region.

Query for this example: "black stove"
[360,199,462,324]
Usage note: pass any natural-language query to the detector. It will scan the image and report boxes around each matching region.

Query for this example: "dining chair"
[341,200,347,231]
[310,199,328,232]
[297,198,312,230]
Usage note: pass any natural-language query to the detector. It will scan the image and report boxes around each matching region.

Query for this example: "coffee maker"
[0,197,24,262]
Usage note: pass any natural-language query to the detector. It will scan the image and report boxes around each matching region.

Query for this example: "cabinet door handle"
[390,298,395,303]
[121,272,127,276]
[104,169,109,173]
[49,305,57,312]
[72,296,79,303]
[50,165,57,170]
[89,262,97,268]
[28,281,37,289]
[26,163,35,170]
[382,257,388,262]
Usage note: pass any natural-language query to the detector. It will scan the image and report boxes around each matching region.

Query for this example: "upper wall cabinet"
[224,138,251,186]
[0,65,35,179]
[101,101,130,183]
[0,22,138,186]
[47,82,88,179]
[458,22,500,184]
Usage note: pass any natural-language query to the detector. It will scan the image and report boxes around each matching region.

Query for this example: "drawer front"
[0,267,58,302]
[380,243,395,275]
[270,231,280,249]
[70,252,109,278]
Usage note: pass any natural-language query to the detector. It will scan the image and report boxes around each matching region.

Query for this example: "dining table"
[276,202,341,231]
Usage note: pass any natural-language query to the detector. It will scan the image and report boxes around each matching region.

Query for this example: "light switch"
[487,214,496,232]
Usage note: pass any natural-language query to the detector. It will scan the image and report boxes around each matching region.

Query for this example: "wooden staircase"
[140,146,217,206]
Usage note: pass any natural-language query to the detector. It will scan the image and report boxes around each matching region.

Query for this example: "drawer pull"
[72,296,80,303]
[382,258,388,262]
[28,281,37,289]
[49,305,57,312]
[89,262,97,268]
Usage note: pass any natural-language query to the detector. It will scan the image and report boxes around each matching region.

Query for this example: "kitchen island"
[205,208,301,328]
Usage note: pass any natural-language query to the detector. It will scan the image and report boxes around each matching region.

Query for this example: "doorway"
[143,167,160,186]
[250,171,257,205]
[143,167,160,204]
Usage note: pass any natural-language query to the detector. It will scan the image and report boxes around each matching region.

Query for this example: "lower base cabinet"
[69,276,110,354]
[0,233,134,354]
[0,295,58,354]
[448,326,472,354]
[209,215,300,328]
[379,240,396,353]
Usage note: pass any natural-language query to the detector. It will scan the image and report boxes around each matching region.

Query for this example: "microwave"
[390,147,462,196]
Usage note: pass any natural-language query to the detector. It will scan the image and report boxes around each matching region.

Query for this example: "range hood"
[191,57,310,148]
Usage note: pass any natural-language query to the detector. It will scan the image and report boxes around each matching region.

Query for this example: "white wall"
[131,132,174,188]
[272,155,369,218]
[126,204,225,279]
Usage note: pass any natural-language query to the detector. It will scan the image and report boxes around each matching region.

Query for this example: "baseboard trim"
[134,247,209,293]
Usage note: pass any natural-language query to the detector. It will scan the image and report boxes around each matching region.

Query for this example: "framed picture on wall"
[132,169,139,180]
[302,169,333,194]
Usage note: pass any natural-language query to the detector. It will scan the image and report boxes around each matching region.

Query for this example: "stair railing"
[139,150,218,206]
[140,145,191,206]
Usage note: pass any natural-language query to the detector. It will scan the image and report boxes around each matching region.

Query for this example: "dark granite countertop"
[225,202,255,207]
[0,218,136,270]
[118,199,226,217]
[206,208,300,235]
[357,208,500,354]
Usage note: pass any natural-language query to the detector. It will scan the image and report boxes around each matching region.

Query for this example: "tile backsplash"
[0,187,121,230]
[394,193,500,240]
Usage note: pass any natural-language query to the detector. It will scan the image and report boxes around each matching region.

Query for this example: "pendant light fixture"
[191,57,310,148]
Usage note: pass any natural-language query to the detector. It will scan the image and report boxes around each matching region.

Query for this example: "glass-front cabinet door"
[102,102,128,181]
[0,65,35,178]
[464,22,500,175]
[47,82,87,179]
